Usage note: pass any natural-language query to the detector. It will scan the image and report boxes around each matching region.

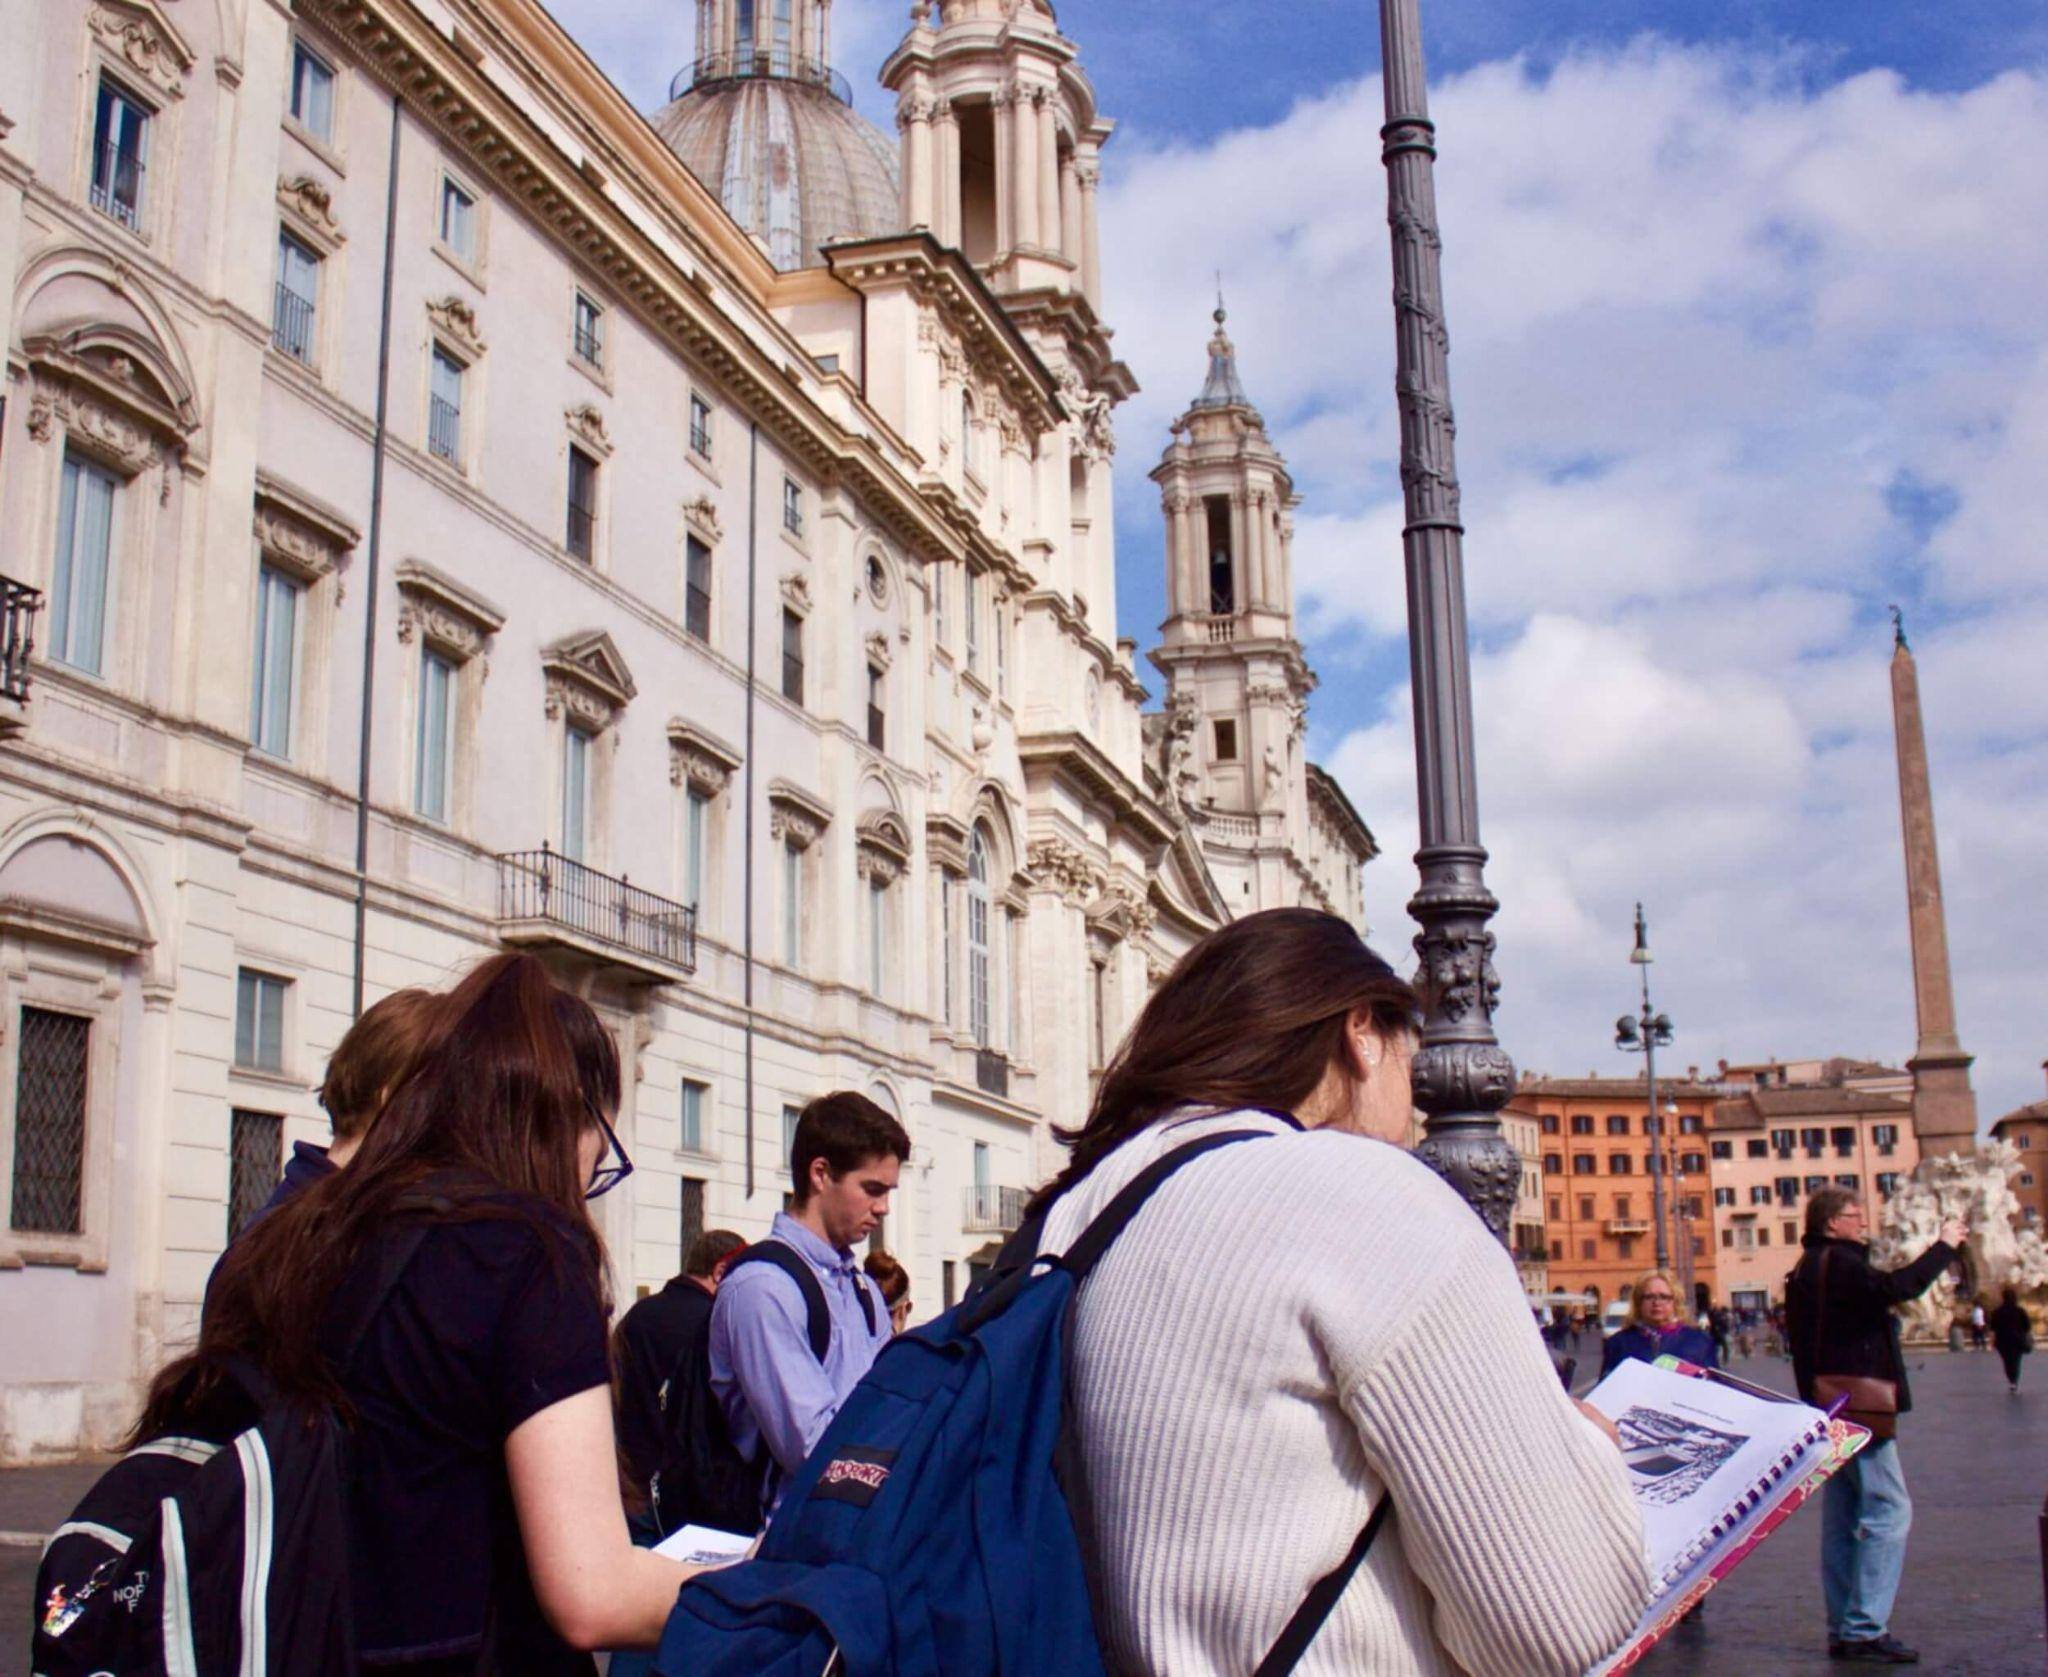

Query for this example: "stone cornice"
[667,719,742,795]
[254,470,361,583]
[394,557,504,660]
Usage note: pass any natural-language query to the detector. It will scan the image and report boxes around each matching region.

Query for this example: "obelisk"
[1888,610,1978,1151]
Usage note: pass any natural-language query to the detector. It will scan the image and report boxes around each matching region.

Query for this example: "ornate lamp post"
[1376,0,1520,1236]
[1614,904,1675,1272]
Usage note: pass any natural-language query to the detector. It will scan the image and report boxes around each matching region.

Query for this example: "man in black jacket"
[1786,1186,1968,1666]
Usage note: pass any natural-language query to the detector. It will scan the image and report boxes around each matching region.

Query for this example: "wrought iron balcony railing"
[1,577,43,710]
[90,143,145,230]
[428,394,462,463]
[963,1184,1027,1235]
[671,49,854,106]
[496,844,697,976]
[273,285,316,363]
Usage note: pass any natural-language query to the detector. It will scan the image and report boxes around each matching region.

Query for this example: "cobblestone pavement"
[6,1351,2041,1675]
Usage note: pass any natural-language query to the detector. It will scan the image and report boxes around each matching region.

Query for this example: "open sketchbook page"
[1582,1358,1830,1590]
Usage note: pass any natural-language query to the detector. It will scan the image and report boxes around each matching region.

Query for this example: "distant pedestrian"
[1968,1299,1988,1350]
[1710,1304,1734,1365]
[1988,1286,2033,1394]
[1600,1269,1719,1378]
[864,1248,913,1334]
[1787,1184,1968,1666]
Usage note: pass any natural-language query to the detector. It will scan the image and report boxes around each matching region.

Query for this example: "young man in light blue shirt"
[710,1091,910,1513]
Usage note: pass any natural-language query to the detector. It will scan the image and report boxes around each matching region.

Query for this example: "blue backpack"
[654,1129,1389,1677]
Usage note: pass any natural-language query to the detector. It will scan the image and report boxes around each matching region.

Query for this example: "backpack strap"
[729,1241,834,1362]
[1056,1128,1272,1284]
[1252,1494,1392,1677]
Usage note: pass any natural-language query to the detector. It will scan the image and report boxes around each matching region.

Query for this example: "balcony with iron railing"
[90,144,145,231]
[272,285,316,364]
[428,394,462,463]
[670,49,854,105]
[1604,1217,1652,1236]
[572,320,604,368]
[496,844,696,981]
[963,1184,1027,1235]
[1,578,43,737]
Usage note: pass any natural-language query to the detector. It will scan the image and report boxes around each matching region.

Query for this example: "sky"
[544,0,2048,1130]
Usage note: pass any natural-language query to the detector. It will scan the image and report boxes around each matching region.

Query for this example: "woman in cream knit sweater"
[1037,909,1651,1676]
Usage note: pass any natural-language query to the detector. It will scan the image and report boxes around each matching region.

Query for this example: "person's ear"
[809,1156,833,1200]
[1347,1009,1383,1081]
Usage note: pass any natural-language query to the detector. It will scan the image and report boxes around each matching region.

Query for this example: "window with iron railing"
[90,79,149,231]
[689,394,713,459]
[228,1109,283,1239]
[9,1007,90,1235]
[566,446,599,561]
[428,349,463,463]
[572,292,604,368]
[0,579,41,706]
[782,477,804,536]
[273,231,320,363]
[780,608,804,705]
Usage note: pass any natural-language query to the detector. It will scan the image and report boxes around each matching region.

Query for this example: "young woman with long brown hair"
[1035,908,1651,1677]
[133,952,710,1671]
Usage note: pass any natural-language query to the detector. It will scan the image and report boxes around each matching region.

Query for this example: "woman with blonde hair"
[1599,1267,1719,1377]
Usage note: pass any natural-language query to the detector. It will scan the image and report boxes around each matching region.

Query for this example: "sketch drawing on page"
[1615,1407,1751,1506]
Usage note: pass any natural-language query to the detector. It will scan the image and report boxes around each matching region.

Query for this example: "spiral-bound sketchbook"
[1581,1355,1870,1675]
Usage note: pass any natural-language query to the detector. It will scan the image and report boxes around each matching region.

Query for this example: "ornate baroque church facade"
[0,0,1373,1458]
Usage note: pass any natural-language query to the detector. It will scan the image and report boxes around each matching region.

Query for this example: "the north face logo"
[813,1445,896,1508]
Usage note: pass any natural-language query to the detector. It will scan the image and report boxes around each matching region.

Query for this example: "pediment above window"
[565,402,613,459]
[668,719,742,795]
[682,495,722,545]
[277,174,345,250]
[254,471,360,584]
[427,295,486,358]
[88,0,195,100]
[768,779,832,850]
[395,558,504,661]
[541,629,635,728]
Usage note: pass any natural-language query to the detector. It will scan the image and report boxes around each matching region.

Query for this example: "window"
[1758,1228,1771,1246]
[1783,1221,1797,1243]
[1680,1152,1705,1175]
[428,348,463,463]
[1710,1140,1732,1160]
[234,970,288,1073]
[1872,1123,1898,1156]
[566,446,599,561]
[1613,1194,1632,1218]
[1580,1240,1595,1261]
[1608,1153,1632,1175]
[572,292,604,368]
[1541,1114,1559,1135]
[228,1110,283,1239]
[1090,961,1108,1070]
[9,1008,91,1234]
[940,874,955,1024]
[1571,1154,1594,1175]
[1541,1152,1561,1174]
[1746,1139,1768,1158]
[91,78,150,231]
[1831,1126,1856,1156]
[1690,1237,1704,1258]
[289,42,336,142]
[960,391,976,475]
[1835,1173,1859,1190]
[249,563,301,758]
[1571,1115,1595,1136]
[866,664,887,752]
[1722,1229,1733,1249]
[868,875,887,995]
[680,1175,706,1259]
[942,1260,957,1310]
[1617,1236,1636,1261]
[965,568,982,674]
[1751,1184,1772,1205]
[1213,719,1238,761]
[273,231,320,362]
[1547,1195,1562,1219]
[933,567,949,650]
[1205,495,1233,614]
[1714,1187,1735,1206]
[689,394,713,459]
[1876,1172,1901,1197]
[1800,1127,1826,1155]
[1771,1128,1795,1155]
[1678,1114,1701,1133]
[680,1079,708,1152]
[683,789,708,910]
[561,725,592,861]
[1685,1195,1703,1219]
[439,174,477,262]
[1606,1115,1630,1136]
[994,600,1008,698]
[781,838,802,967]
[780,608,804,705]
[685,535,713,642]
[782,477,804,536]
[414,648,454,820]
[1775,1175,1799,1203]
[1577,1196,1594,1220]
[781,1104,801,1169]
[1803,1174,1827,1193]
[50,453,117,675]
[967,829,992,1048]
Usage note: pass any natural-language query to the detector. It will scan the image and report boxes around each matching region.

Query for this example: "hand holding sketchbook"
[1580,1355,1869,1675]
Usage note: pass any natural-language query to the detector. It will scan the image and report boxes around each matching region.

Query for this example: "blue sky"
[550,0,2048,1129]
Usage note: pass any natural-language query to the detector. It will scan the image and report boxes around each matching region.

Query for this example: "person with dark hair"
[1786,1184,1967,1665]
[1032,908,1649,1676]
[133,952,721,1671]
[709,1091,910,1512]
[864,1248,913,1334]
[250,986,445,1223]
[1988,1285,2033,1393]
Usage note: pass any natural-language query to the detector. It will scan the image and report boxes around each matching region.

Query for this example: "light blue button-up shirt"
[709,1211,891,1510]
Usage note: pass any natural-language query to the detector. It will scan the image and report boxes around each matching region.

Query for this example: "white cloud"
[1101,43,2048,1123]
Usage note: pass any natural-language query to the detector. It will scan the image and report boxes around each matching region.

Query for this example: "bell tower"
[883,0,1109,303]
[693,0,835,82]
[1151,301,1314,899]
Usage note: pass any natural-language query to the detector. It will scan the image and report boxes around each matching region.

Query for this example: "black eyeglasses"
[585,1099,633,1200]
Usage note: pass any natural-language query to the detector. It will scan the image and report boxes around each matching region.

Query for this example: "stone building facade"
[0,0,1375,1458]
[1988,1067,2048,1233]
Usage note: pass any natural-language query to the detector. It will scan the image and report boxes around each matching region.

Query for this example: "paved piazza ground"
[4,1346,2041,1674]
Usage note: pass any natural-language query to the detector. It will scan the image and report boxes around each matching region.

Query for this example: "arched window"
[967,827,992,1047]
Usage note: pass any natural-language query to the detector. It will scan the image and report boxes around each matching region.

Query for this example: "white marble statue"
[1875,1140,2048,1341]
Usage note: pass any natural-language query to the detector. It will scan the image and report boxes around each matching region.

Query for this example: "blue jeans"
[607,1513,664,1677]
[1821,1437,1912,1642]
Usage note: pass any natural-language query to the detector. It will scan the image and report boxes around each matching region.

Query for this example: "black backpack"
[31,1225,429,1676]
[650,1239,875,1537]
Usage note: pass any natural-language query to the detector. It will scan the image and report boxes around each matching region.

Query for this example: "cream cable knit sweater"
[1040,1109,1651,1677]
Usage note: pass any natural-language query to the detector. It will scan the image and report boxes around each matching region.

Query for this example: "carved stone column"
[1379,0,1519,1238]
[1036,90,1061,258]
[1060,152,1082,270]
[935,97,961,247]
[1009,84,1040,252]
[900,91,935,230]
[1076,155,1102,306]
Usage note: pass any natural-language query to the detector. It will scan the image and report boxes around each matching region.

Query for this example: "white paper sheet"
[651,1522,755,1567]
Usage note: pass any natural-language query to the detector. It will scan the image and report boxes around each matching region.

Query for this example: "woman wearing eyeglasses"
[1600,1268,1720,1378]
[129,952,705,1673]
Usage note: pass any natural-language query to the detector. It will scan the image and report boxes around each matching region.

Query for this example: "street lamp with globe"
[1614,904,1675,1273]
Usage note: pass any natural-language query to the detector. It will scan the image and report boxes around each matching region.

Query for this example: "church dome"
[654,62,901,273]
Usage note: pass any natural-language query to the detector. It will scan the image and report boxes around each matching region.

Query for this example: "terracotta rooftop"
[1990,1103,2048,1133]
[1711,1087,1912,1130]
[1512,1076,1724,1102]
